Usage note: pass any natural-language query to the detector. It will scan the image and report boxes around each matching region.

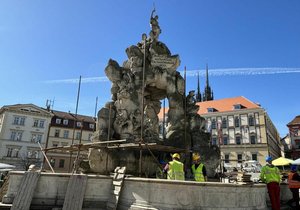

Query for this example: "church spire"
[206,63,209,87]
[196,71,202,102]
[203,63,214,101]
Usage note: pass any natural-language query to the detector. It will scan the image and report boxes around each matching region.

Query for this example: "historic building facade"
[44,110,96,173]
[0,104,52,170]
[287,115,300,159]
[197,96,281,168]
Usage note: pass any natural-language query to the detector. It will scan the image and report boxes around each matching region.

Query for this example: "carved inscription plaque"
[151,55,178,69]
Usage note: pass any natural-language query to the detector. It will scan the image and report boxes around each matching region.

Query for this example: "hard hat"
[265,156,272,162]
[291,165,297,171]
[172,153,180,159]
[192,153,200,161]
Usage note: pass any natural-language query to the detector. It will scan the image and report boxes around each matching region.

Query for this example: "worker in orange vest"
[287,165,300,209]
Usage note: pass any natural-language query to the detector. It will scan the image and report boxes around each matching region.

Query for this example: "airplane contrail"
[44,67,300,84]
[181,67,300,77]
[44,76,109,84]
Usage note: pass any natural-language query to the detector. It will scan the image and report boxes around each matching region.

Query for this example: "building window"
[33,119,39,127]
[252,153,257,161]
[250,135,256,144]
[295,140,300,149]
[237,154,243,163]
[89,123,94,129]
[37,134,42,143]
[236,136,241,145]
[14,149,19,158]
[56,118,61,124]
[50,158,55,167]
[76,132,81,140]
[88,133,93,141]
[211,119,216,129]
[13,116,25,125]
[207,108,214,112]
[16,132,22,141]
[31,134,42,143]
[54,129,60,137]
[39,120,45,128]
[33,119,45,128]
[27,151,38,159]
[52,142,59,147]
[223,136,228,145]
[13,117,19,125]
[76,122,82,127]
[10,131,22,141]
[7,148,13,157]
[222,118,227,128]
[212,137,217,145]
[248,115,255,126]
[63,130,69,139]
[59,159,65,168]
[10,131,16,140]
[63,119,69,125]
[233,104,241,110]
[224,154,230,163]
[234,117,240,127]
[20,117,25,125]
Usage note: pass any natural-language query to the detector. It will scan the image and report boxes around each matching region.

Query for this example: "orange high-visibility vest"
[288,172,300,189]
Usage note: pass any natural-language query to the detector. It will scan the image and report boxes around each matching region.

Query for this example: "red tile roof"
[158,96,261,120]
[287,115,300,126]
[51,110,96,123]
[197,96,261,114]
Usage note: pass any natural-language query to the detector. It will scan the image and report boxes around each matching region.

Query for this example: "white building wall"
[228,116,234,127]
[229,129,235,144]
[240,114,247,126]
[0,105,52,170]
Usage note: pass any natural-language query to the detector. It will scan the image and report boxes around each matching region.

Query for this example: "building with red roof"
[159,96,282,168]
[287,115,300,159]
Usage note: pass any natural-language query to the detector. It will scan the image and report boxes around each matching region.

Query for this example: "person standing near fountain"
[287,165,300,209]
[260,156,281,210]
[191,153,207,182]
[163,153,184,180]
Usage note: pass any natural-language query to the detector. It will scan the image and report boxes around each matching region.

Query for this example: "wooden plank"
[62,175,87,210]
[11,172,40,210]
[107,167,126,210]
[44,139,126,152]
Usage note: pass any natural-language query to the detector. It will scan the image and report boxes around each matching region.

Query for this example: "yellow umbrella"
[272,157,293,166]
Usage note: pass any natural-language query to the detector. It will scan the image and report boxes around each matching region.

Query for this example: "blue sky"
[0,0,299,137]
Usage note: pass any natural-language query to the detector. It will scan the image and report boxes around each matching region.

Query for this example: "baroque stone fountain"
[85,9,220,178]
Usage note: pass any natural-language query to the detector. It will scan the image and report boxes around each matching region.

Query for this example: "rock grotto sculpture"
[86,9,220,177]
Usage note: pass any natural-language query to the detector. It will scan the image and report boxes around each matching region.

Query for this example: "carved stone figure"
[149,9,161,42]
[87,11,220,177]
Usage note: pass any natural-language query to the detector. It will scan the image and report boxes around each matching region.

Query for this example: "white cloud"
[44,67,300,84]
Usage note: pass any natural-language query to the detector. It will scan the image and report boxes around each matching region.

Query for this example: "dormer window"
[207,108,214,112]
[233,104,241,110]
[56,118,61,124]
[89,123,95,129]
[63,119,69,125]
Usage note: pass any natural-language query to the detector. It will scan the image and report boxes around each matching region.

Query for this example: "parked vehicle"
[241,160,262,173]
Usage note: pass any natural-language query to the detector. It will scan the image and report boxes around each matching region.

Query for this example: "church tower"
[195,72,202,102]
[202,63,214,101]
